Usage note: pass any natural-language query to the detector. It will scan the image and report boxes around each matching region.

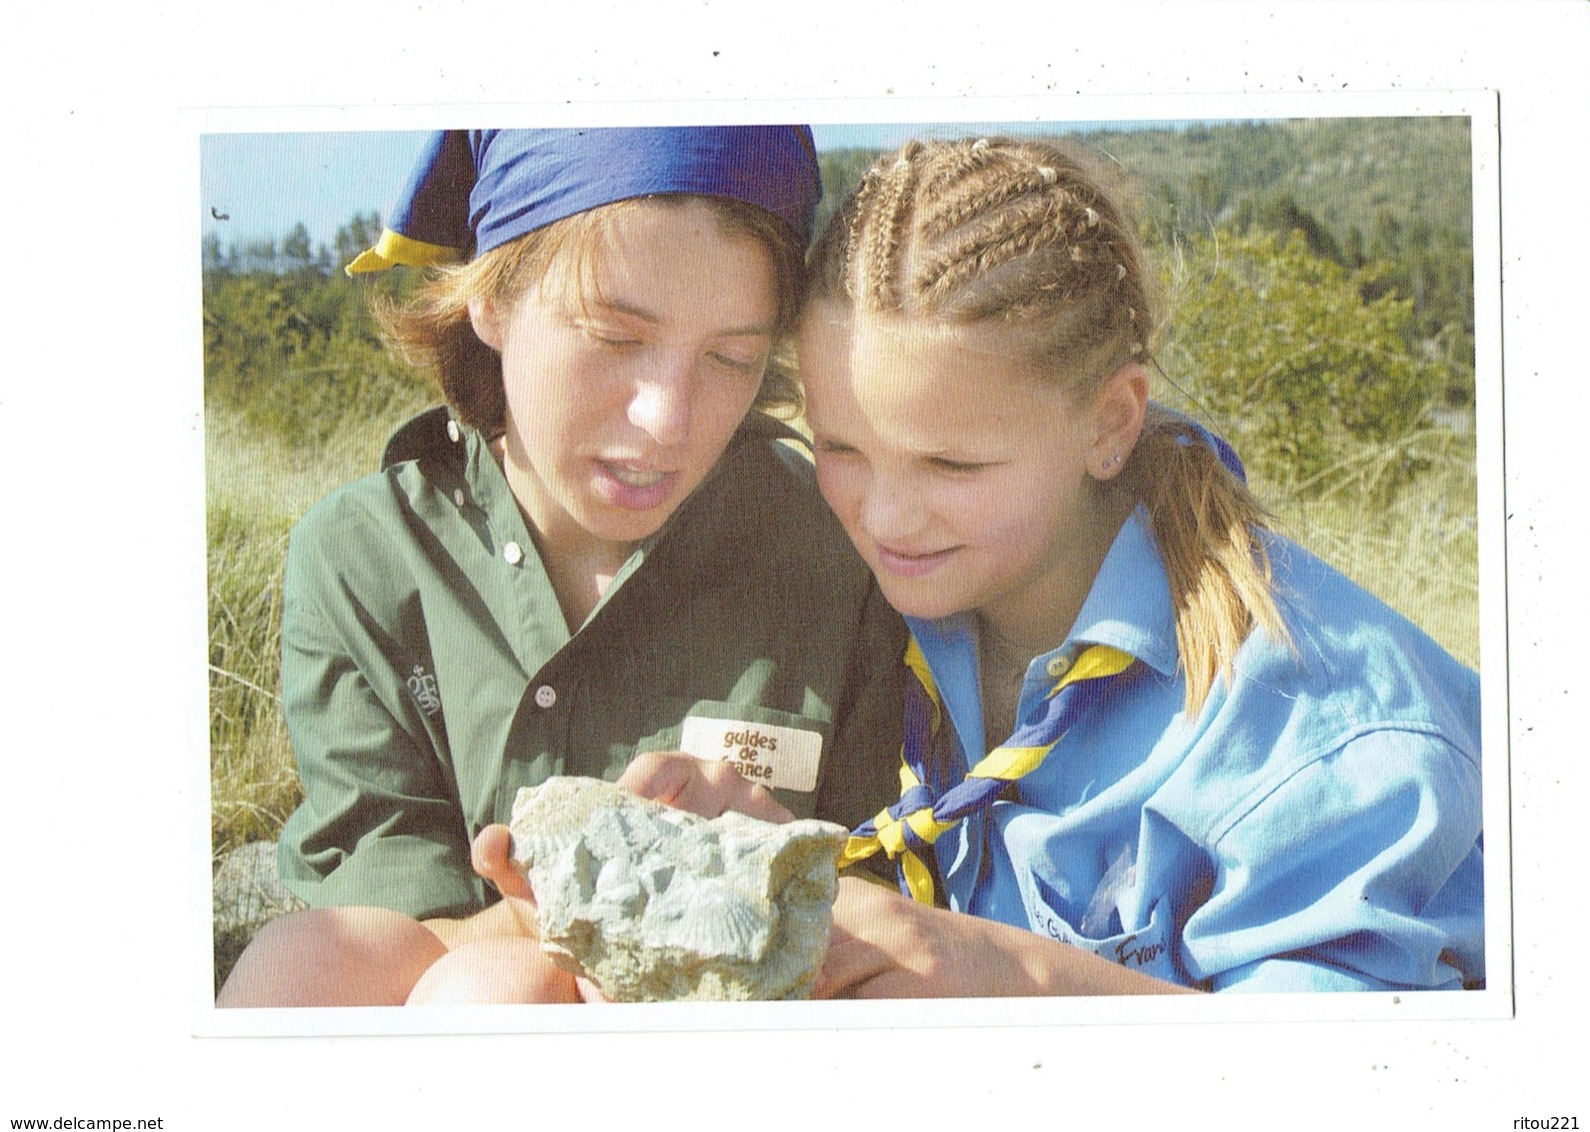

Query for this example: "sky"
[198,119,1222,254]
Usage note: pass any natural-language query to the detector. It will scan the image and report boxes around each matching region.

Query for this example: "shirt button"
[446,419,461,443]
[1046,655,1072,679]
[503,541,524,565]
[534,684,557,709]
[453,488,466,507]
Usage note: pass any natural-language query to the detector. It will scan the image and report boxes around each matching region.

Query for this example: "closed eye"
[708,350,762,375]
[574,320,640,347]
[929,456,989,473]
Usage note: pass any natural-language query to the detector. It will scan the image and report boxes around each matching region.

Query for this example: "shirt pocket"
[1034,895,1185,985]
[622,699,833,820]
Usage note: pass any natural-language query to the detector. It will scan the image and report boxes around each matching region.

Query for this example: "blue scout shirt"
[907,510,1484,992]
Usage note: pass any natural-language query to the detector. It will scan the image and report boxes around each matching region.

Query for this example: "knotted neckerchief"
[840,636,1137,904]
[841,414,1246,903]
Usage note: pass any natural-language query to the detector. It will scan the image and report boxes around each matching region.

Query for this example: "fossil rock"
[508,777,849,1002]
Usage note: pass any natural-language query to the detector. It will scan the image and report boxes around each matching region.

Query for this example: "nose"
[858,470,926,544]
[627,351,694,447]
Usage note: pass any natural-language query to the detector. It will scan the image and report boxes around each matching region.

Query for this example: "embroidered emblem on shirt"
[407,664,442,716]
[678,716,822,793]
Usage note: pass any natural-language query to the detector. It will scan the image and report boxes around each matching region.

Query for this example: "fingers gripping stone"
[509,777,849,1001]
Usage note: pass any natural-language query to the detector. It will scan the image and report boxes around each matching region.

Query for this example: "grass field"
[1260,430,1479,669]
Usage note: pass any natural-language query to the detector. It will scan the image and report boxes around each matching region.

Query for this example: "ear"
[467,296,503,352]
[1088,363,1148,481]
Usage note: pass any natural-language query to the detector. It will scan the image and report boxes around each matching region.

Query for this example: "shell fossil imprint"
[508,777,850,1002]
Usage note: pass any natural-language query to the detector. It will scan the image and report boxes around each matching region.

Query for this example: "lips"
[594,457,678,511]
[874,542,959,579]
[604,463,668,489]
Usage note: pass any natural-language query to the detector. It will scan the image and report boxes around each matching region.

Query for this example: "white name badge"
[678,716,823,794]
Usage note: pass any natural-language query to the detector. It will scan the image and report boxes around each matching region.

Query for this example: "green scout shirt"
[277,407,905,920]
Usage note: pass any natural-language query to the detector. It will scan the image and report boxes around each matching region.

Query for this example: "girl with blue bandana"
[797,137,1484,996]
[218,128,905,1006]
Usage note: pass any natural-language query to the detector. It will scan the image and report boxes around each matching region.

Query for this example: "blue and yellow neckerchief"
[841,637,1137,904]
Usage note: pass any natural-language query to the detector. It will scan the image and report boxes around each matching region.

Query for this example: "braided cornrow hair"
[808,137,1286,714]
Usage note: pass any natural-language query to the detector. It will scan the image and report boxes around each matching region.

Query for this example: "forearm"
[891,909,1200,997]
[820,879,1200,998]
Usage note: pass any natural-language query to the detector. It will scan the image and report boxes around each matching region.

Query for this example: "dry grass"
[205,398,428,860]
[1259,426,1479,669]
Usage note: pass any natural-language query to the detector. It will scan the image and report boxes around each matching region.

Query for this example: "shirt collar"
[906,506,1181,689]
[1066,507,1180,677]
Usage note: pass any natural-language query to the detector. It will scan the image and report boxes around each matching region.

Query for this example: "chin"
[594,509,674,544]
[874,578,972,624]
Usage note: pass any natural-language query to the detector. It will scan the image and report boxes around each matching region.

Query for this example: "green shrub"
[203,268,430,448]
[1159,229,1447,500]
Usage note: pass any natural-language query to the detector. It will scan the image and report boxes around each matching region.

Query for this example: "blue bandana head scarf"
[347,126,821,274]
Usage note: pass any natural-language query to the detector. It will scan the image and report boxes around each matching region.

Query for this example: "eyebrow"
[594,299,775,339]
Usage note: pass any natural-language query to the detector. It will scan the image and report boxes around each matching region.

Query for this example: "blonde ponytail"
[1121,410,1287,714]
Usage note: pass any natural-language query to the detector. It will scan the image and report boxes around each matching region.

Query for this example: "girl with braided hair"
[802,137,1484,996]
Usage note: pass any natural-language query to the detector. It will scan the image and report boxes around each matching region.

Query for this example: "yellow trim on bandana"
[345,228,462,276]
